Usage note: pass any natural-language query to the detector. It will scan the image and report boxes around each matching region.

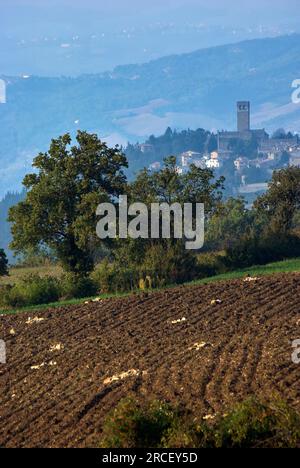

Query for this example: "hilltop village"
[131,102,300,203]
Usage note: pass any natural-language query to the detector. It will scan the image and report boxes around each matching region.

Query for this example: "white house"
[206,158,221,169]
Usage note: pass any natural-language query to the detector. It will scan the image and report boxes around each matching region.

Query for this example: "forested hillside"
[125,127,217,175]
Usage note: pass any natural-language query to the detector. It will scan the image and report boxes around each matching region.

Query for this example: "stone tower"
[237,101,250,132]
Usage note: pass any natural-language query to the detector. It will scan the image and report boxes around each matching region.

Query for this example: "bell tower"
[237,101,250,132]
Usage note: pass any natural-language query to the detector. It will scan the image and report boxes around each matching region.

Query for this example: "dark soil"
[0,274,300,447]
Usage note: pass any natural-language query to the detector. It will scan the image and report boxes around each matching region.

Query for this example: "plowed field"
[0,274,300,447]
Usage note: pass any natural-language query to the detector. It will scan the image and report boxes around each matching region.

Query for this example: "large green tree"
[9,131,128,275]
[114,156,225,273]
[224,166,300,269]
[254,166,300,235]
[206,197,253,250]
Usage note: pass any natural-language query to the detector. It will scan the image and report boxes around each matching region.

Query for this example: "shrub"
[93,243,201,295]
[0,274,60,308]
[213,397,300,448]
[100,399,179,448]
[92,260,140,294]
[0,273,98,309]
[223,234,260,269]
[161,423,205,449]
[196,251,226,278]
[224,234,300,269]
[60,273,98,299]
[140,243,199,287]
[99,397,300,449]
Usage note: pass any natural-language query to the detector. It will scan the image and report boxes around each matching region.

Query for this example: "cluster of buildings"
[218,101,299,175]
[149,148,224,173]
[149,102,300,184]
[176,150,221,173]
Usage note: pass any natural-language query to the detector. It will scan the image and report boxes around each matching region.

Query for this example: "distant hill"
[1,34,300,194]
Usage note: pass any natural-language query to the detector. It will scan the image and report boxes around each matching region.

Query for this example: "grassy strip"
[0,291,135,316]
[195,257,300,284]
[2,257,300,316]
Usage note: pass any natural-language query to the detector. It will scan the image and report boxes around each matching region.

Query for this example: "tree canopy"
[254,166,300,235]
[130,156,224,210]
[9,131,128,275]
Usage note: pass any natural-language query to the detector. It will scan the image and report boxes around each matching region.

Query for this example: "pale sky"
[2,0,300,23]
[1,0,299,75]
